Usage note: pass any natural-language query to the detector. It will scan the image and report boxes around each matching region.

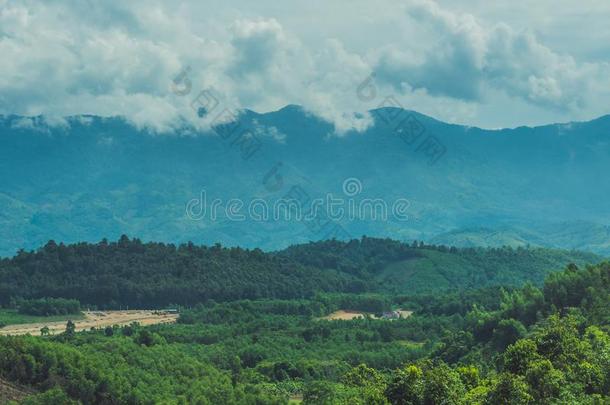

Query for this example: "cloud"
[373,0,610,114]
[0,0,609,132]
[229,18,287,77]
[375,1,486,100]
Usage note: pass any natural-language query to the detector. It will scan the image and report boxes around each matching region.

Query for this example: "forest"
[0,236,599,307]
[0,238,608,404]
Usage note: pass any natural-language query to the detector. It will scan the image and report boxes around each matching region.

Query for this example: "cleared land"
[323,310,367,320]
[322,309,413,321]
[0,310,179,336]
[397,310,414,318]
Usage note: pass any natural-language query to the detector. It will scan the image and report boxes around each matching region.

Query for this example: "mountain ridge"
[3,105,610,133]
[1,106,610,256]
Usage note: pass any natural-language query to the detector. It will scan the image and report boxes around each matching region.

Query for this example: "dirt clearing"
[321,309,413,321]
[322,310,367,320]
[0,310,179,336]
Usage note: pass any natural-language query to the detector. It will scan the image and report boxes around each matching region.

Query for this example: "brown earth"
[0,377,34,403]
[0,310,179,336]
[322,310,367,320]
[322,309,413,321]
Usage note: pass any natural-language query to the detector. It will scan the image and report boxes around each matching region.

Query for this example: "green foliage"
[0,309,84,327]
[492,318,527,350]
[0,237,597,308]
[64,320,76,336]
[422,362,465,405]
[484,373,533,404]
[17,298,81,316]
[385,365,424,404]
[20,388,78,405]
[0,246,608,404]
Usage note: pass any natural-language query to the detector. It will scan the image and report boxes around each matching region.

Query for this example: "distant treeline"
[17,298,81,316]
[0,236,599,309]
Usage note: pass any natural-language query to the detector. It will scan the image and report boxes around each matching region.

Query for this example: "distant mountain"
[431,221,610,255]
[1,107,610,256]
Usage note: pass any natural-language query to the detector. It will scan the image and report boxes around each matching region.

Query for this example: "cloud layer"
[1,0,609,131]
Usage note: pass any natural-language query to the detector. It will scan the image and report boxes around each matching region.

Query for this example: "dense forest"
[0,258,608,403]
[0,237,607,403]
[0,236,599,308]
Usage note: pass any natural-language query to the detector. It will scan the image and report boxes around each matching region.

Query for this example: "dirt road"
[0,310,179,336]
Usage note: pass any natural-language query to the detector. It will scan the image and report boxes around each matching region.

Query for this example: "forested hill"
[279,239,601,292]
[0,236,601,308]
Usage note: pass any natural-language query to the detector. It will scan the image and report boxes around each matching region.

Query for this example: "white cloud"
[373,0,610,117]
[0,0,609,132]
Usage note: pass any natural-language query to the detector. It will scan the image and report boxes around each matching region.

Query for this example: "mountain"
[0,237,600,307]
[1,108,610,256]
[430,220,610,254]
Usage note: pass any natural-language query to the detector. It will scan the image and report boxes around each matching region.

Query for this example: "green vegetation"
[17,298,81,316]
[0,237,599,308]
[0,309,84,327]
[0,238,607,403]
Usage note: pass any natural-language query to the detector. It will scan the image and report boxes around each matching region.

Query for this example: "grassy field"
[0,309,84,327]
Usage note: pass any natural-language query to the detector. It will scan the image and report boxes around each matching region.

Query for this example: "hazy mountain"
[430,221,610,254]
[1,107,610,256]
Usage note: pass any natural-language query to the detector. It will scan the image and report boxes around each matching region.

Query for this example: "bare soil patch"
[321,309,413,321]
[322,310,367,320]
[0,310,178,336]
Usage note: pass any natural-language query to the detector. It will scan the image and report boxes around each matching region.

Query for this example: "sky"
[1,0,610,132]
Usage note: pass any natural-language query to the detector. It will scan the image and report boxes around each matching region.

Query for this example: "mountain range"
[1,106,609,256]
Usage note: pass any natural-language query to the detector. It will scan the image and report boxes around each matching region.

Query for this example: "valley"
[0,237,608,403]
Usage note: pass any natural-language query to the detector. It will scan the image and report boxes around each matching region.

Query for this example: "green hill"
[374,246,600,293]
[430,221,610,256]
[1,236,598,309]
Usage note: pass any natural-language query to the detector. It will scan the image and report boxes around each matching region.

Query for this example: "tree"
[525,359,564,403]
[456,366,479,391]
[485,373,532,405]
[422,362,465,405]
[343,364,384,387]
[385,365,424,405]
[64,320,75,336]
[343,364,387,405]
[303,381,336,404]
[492,319,526,350]
[135,330,155,346]
[503,339,540,375]
[20,387,78,405]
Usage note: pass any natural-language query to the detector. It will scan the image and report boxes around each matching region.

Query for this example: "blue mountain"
[1,107,609,256]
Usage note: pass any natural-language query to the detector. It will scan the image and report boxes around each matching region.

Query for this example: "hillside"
[278,238,600,293]
[1,109,610,256]
[1,257,609,404]
[0,377,34,403]
[431,220,610,256]
[0,236,600,308]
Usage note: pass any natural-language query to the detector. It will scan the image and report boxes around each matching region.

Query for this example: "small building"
[381,310,401,320]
